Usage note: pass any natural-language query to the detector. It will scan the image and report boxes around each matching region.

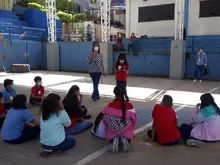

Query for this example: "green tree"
[56,0,77,13]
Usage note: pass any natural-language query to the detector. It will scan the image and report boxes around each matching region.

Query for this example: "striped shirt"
[87,53,104,73]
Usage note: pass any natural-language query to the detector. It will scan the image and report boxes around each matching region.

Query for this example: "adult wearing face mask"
[193,47,207,82]
[87,42,105,102]
[115,53,129,101]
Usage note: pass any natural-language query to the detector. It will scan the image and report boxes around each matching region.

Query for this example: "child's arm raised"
[59,110,71,127]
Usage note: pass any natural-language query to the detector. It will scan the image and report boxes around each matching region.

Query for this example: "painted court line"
[72,85,220,165]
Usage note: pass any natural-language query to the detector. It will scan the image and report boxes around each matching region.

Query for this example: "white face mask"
[119,60,124,63]
[199,50,203,53]
[94,47,99,51]
[37,81,42,86]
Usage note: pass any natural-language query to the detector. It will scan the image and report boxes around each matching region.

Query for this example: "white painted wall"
[188,0,220,36]
[126,0,175,38]
[113,11,126,26]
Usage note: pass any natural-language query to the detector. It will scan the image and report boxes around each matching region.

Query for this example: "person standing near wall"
[87,42,105,102]
[193,47,207,82]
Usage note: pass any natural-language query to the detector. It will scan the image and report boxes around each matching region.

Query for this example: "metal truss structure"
[45,0,57,43]
[100,0,111,42]
[174,0,185,40]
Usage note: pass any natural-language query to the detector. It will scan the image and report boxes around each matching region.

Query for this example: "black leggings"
[4,126,40,144]
[179,124,193,141]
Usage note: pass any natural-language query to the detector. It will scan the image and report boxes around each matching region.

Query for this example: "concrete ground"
[0,71,220,165]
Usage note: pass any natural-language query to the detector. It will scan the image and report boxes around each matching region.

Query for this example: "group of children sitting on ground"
[0,76,220,157]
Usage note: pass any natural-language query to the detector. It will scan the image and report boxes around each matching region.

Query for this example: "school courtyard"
[1,71,220,165]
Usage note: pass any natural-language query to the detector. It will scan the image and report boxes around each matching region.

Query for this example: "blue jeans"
[194,65,204,80]
[41,137,75,152]
[90,72,102,100]
[65,120,93,135]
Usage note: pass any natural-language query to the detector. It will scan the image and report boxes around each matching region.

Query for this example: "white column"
[174,0,185,40]
[100,0,111,42]
[125,0,131,38]
[46,0,57,43]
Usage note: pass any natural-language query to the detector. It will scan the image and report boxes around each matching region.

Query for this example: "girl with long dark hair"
[103,85,136,153]
[40,93,75,157]
[63,85,93,135]
[115,53,129,101]
[181,93,220,147]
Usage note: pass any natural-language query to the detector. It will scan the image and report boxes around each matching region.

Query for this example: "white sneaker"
[186,139,206,148]
[193,79,197,82]
[199,80,202,82]
[111,137,119,153]
[121,138,131,152]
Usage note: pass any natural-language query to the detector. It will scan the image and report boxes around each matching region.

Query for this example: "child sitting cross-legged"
[30,76,44,105]
[1,94,40,144]
[40,93,75,158]
[63,85,93,135]
[146,95,180,146]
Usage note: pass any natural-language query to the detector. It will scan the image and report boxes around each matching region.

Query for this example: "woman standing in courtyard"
[87,42,105,102]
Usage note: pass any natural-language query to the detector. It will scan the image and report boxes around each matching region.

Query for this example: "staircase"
[0,9,45,41]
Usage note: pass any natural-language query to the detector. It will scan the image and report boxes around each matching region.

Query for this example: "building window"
[200,0,220,18]
[138,4,175,22]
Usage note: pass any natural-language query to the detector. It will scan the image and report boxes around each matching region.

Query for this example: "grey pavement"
[0,71,220,165]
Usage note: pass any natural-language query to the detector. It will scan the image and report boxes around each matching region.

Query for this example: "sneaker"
[193,79,197,82]
[199,80,202,82]
[121,138,131,152]
[40,150,60,158]
[111,137,119,153]
[186,139,206,148]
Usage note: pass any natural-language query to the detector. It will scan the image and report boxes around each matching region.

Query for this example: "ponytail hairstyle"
[113,85,127,123]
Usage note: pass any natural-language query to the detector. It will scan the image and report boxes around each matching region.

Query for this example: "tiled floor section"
[0,71,220,165]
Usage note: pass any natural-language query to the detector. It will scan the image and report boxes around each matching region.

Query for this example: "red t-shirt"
[108,99,133,111]
[152,104,180,144]
[0,103,4,116]
[31,85,44,97]
[115,62,129,81]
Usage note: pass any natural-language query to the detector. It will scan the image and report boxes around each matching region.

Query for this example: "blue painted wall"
[185,36,220,80]
[118,38,171,77]
[113,53,170,77]
[59,42,93,72]
[23,8,62,29]
[0,36,219,80]
[0,40,44,71]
